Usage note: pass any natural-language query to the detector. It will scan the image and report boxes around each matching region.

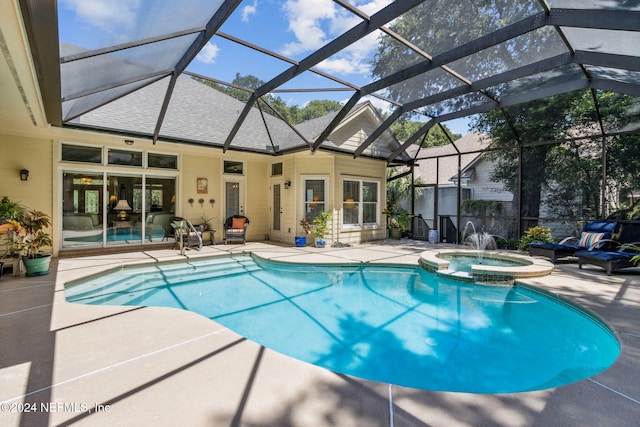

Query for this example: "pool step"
[66,256,260,303]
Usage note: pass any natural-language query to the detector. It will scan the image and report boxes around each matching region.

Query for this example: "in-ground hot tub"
[420,249,554,284]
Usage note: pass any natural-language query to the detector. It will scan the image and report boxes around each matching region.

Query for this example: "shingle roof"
[405,132,492,185]
[71,76,404,158]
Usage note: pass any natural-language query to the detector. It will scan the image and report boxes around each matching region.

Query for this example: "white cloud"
[362,95,393,115]
[196,42,220,64]
[60,0,141,32]
[281,0,337,56]
[241,0,259,23]
[355,0,394,16]
[317,57,368,75]
[281,0,391,78]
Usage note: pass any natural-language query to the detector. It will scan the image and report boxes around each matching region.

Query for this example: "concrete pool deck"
[1,240,639,426]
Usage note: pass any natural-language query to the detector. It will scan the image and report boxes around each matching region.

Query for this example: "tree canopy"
[367,3,640,229]
[193,74,344,125]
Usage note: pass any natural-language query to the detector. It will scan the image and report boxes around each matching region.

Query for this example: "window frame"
[341,177,380,230]
[223,160,245,175]
[302,176,328,222]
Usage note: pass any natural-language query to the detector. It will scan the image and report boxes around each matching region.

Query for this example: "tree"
[387,116,459,145]
[474,90,640,228]
[191,75,344,125]
[370,1,551,113]
[298,100,343,123]
[368,2,640,232]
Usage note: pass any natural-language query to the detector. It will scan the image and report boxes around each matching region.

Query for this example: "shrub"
[518,225,553,251]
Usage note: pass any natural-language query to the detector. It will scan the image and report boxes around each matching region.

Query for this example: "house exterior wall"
[0,133,55,232]
[0,127,390,257]
[470,159,513,202]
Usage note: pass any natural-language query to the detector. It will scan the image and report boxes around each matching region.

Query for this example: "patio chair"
[223,215,250,244]
[145,212,174,242]
[528,221,619,263]
[576,242,640,276]
[171,217,203,254]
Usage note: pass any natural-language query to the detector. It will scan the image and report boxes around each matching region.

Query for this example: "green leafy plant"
[311,211,332,240]
[518,225,554,251]
[383,205,412,232]
[200,215,215,231]
[0,209,52,258]
[0,196,25,223]
[461,199,504,216]
[620,243,640,266]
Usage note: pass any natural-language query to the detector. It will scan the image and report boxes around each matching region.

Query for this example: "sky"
[56,0,472,135]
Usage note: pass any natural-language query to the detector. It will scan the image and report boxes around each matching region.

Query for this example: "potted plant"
[312,211,332,248]
[296,218,311,247]
[0,196,25,275]
[0,208,52,276]
[383,205,411,239]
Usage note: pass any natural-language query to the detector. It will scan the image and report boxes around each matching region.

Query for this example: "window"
[224,160,244,175]
[343,179,379,227]
[108,149,143,166]
[271,162,283,176]
[304,179,326,221]
[62,144,102,163]
[148,153,178,169]
[84,190,100,214]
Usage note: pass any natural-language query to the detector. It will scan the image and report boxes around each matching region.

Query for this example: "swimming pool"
[65,254,620,393]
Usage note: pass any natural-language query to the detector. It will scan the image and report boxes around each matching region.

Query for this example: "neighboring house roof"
[297,101,407,160]
[70,76,406,160]
[405,132,492,186]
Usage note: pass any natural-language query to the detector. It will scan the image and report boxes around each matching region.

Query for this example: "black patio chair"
[223,215,250,244]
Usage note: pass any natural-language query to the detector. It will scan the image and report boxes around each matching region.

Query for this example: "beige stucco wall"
[1,127,389,257]
[0,133,55,238]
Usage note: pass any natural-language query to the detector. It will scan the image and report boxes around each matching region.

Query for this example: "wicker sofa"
[529,221,620,263]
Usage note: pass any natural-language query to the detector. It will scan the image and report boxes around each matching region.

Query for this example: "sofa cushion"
[63,214,98,231]
[578,231,605,248]
[231,217,246,229]
[583,221,618,238]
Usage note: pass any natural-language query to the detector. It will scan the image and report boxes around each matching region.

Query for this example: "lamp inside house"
[114,199,132,220]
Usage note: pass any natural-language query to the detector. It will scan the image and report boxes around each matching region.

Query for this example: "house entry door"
[271,182,283,241]
[224,180,244,219]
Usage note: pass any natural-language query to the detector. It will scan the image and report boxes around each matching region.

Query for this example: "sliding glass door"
[61,172,176,249]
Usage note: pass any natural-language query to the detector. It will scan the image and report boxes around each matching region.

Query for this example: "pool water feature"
[443,254,523,273]
[420,249,554,284]
[65,254,619,393]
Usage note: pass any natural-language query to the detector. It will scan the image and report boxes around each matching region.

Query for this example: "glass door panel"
[273,183,281,231]
[144,177,177,243]
[107,174,142,246]
[61,172,105,249]
[225,180,244,219]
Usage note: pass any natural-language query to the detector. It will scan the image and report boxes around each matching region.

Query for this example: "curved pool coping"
[419,249,554,284]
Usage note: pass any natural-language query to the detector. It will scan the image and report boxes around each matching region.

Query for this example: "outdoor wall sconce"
[284,180,291,189]
[188,198,194,207]
[198,198,205,207]
[209,198,215,207]
[20,169,29,181]
[124,139,134,145]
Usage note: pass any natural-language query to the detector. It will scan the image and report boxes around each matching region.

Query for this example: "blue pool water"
[65,254,620,393]
[64,227,164,243]
[442,254,527,273]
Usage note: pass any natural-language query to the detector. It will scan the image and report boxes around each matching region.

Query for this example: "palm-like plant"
[0,209,52,258]
[386,167,423,207]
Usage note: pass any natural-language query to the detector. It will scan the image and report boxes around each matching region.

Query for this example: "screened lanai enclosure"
[19,0,640,243]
